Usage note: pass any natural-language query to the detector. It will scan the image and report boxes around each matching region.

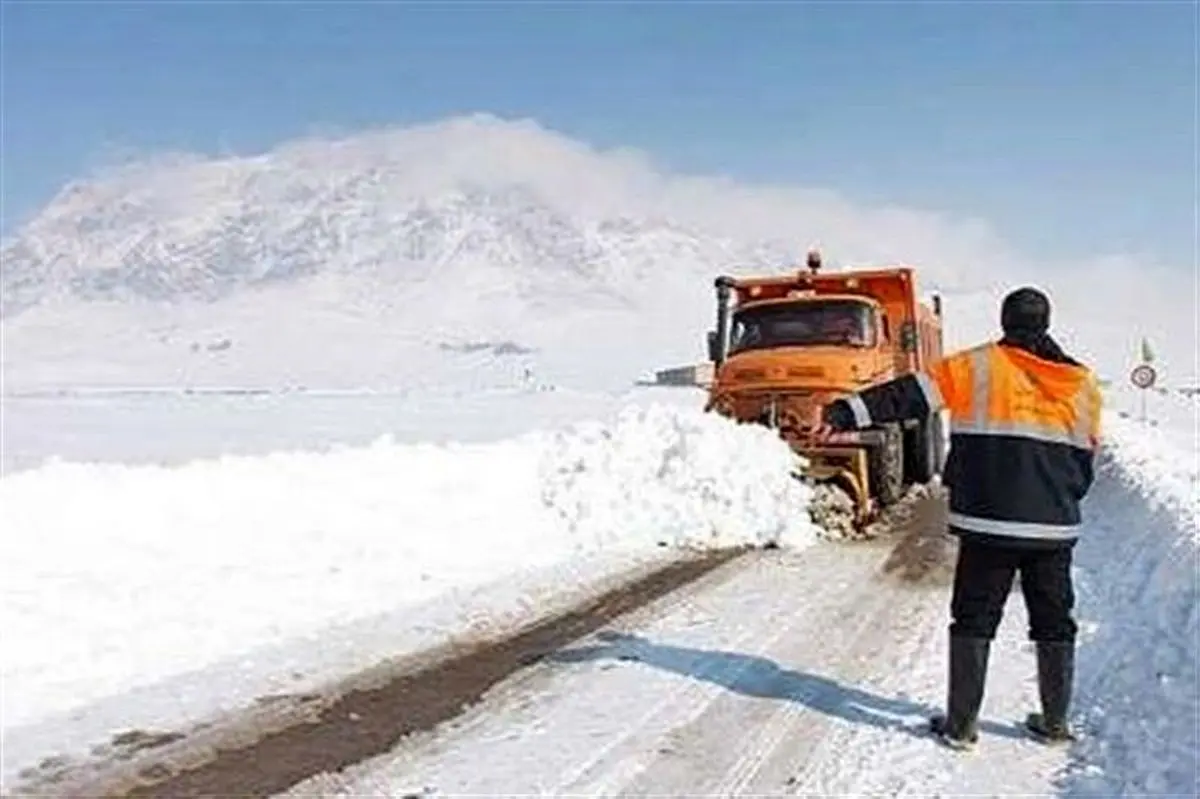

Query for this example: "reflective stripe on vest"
[947,512,1080,541]
[948,347,1093,450]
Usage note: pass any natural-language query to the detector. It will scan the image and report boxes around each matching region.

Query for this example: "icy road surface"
[286,493,1067,798]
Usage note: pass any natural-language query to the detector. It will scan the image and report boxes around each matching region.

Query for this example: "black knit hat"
[1001,287,1051,334]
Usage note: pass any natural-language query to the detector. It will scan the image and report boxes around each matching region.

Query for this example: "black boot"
[1025,640,1076,743]
[929,635,991,750]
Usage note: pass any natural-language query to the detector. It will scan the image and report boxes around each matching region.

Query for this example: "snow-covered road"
[282,491,1055,798]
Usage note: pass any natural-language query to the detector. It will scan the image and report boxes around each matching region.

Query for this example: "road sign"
[1130,363,1157,390]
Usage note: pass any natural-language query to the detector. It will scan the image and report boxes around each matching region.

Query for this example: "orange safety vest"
[922,342,1102,542]
[929,343,1101,450]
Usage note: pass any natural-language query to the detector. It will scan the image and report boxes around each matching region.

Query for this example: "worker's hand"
[810,423,837,441]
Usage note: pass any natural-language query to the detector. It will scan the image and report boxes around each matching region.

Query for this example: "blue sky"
[2,1,1195,267]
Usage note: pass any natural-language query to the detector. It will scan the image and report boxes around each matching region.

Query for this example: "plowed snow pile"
[0,404,817,741]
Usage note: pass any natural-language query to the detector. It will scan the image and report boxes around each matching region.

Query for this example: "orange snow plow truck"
[704,250,946,528]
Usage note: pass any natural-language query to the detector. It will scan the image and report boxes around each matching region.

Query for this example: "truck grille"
[709,389,832,431]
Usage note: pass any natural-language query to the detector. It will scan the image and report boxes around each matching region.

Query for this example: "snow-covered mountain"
[1,116,805,318]
[1,114,1192,390]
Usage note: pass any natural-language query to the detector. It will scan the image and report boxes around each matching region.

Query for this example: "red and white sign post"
[1129,363,1157,423]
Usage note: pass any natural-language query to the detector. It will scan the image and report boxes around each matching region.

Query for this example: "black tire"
[902,421,922,484]
[872,423,905,507]
[903,413,947,485]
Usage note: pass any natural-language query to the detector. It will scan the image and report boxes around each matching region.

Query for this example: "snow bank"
[1097,416,1199,538]
[1099,389,1198,537]
[0,403,818,736]
[1061,406,1199,796]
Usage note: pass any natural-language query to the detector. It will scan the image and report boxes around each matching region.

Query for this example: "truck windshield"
[730,300,874,353]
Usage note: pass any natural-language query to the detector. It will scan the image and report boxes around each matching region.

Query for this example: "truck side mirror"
[899,320,918,352]
[707,330,720,362]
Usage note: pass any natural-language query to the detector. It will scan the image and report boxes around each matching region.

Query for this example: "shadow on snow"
[548,630,1027,742]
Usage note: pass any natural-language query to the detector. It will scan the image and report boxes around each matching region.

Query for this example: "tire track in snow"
[747,582,947,796]
[565,545,891,797]
[288,490,957,798]
[560,487,951,796]
[279,550,786,798]
[535,557,804,797]
[612,546,917,797]
[640,496,953,797]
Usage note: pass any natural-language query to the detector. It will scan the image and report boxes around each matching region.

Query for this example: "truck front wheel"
[872,423,905,507]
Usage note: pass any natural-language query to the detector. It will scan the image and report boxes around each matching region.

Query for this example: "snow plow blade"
[794,438,874,527]
[797,446,872,523]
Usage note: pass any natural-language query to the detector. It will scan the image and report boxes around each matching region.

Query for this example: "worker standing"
[820,287,1102,750]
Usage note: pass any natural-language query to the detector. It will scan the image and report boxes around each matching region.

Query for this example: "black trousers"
[949,537,1078,643]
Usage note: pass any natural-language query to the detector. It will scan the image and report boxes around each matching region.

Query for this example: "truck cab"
[717,293,897,399]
